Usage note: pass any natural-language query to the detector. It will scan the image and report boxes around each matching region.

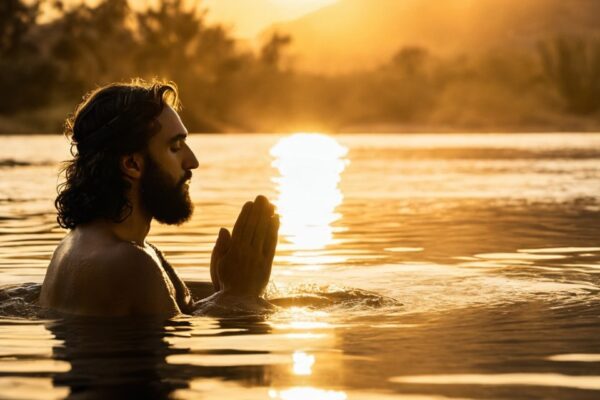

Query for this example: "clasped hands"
[210,195,280,299]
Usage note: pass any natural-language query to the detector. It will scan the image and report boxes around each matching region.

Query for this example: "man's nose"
[184,145,199,170]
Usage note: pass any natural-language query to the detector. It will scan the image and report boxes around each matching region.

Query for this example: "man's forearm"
[193,291,276,316]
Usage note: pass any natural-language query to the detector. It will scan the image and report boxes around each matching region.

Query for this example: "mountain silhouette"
[264,0,600,73]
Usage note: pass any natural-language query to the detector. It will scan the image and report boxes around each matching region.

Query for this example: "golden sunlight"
[270,307,333,330]
[292,351,315,375]
[270,133,349,251]
[202,0,338,38]
[268,0,338,14]
[269,387,347,400]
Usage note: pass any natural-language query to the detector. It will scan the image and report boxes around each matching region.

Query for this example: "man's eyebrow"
[168,133,188,144]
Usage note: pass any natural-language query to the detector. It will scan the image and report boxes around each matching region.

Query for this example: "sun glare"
[269,387,347,400]
[292,351,315,375]
[270,133,349,251]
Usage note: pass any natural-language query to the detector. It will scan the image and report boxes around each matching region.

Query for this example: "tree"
[134,0,201,79]
[0,0,40,57]
[0,0,58,113]
[260,32,291,69]
[50,0,135,96]
[391,46,429,77]
[538,37,600,114]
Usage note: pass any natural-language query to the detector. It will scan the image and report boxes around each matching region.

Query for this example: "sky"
[200,0,338,38]
[53,0,338,39]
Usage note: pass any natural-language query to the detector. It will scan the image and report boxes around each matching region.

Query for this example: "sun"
[268,0,338,13]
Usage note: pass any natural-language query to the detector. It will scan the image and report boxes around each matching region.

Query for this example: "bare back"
[39,226,184,317]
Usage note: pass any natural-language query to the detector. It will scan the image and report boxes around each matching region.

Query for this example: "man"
[39,80,279,317]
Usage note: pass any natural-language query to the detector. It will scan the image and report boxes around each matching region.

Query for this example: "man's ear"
[120,153,144,180]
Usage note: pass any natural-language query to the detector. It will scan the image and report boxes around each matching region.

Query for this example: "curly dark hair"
[55,79,181,229]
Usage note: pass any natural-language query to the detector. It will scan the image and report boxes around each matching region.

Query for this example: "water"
[1,133,600,399]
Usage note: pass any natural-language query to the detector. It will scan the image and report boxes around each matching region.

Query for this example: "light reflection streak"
[475,252,566,260]
[285,333,328,339]
[287,321,331,330]
[0,359,70,373]
[271,320,333,330]
[519,247,600,253]
[390,373,600,390]
[270,133,349,252]
[269,387,347,400]
[292,351,315,375]
[0,377,69,399]
[270,307,333,331]
[548,354,600,362]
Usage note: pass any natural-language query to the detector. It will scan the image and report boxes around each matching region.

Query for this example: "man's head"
[137,105,198,225]
[56,79,199,229]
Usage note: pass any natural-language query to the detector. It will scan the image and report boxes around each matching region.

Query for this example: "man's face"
[140,106,199,224]
[140,154,193,224]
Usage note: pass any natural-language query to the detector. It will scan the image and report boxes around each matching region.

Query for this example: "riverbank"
[2,105,599,134]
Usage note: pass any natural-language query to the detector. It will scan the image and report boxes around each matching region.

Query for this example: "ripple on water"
[1,134,600,399]
[519,247,600,254]
[547,354,600,362]
[389,373,600,391]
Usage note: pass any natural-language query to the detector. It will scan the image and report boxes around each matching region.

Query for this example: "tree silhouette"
[0,0,40,57]
[260,32,291,69]
[538,37,600,114]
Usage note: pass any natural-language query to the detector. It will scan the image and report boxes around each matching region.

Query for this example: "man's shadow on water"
[0,280,273,399]
[2,281,394,399]
[46,314,273,400]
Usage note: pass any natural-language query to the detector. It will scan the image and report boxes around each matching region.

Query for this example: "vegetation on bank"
[1,0,600,133]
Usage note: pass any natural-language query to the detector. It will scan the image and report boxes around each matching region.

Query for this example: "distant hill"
[264,0,600,73]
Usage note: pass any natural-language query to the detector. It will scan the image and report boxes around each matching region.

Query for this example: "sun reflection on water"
[271,307,332,330]
[270,133,349,252]
[269,387,347,400]
[292,351,315,375]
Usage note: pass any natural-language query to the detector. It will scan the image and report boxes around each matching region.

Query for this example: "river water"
[0,133,600,399]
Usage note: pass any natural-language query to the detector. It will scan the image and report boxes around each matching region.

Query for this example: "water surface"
[1,133,600,399]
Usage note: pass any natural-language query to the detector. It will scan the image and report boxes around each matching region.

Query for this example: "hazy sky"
[201,0,338,38]
[54,0,338,38]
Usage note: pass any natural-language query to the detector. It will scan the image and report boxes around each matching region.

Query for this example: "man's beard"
[140,155,194,225]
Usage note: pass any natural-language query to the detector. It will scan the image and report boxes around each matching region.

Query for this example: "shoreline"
[2,107,599,135]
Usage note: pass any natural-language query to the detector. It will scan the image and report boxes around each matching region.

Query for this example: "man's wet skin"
[39,102,279,318]
[39,196,278,317]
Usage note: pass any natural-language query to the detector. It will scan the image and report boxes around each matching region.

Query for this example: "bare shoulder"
[97,242,180,316]
[41,234,179,317]
[98,241,159,276]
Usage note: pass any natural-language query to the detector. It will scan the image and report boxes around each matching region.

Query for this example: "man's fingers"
[268,202,275,217]
[211,228,230,292]
[210,247,219,291]
[252,198,273,248]
[231,201,253,244]
[264,214,280,261]
[216,227,231,254]
[262,214,279,287]
[243,195,267,243]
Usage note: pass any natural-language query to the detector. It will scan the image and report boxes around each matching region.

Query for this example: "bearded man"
[39,80,279,317]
